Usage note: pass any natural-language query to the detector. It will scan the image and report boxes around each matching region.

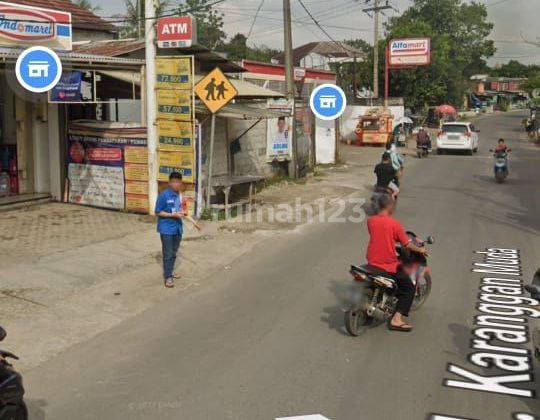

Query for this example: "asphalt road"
[25,111,539,420]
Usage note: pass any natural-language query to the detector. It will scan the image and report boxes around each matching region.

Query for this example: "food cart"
[355,108,394,146]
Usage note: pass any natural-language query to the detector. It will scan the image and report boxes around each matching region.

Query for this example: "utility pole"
[283,0,298,178]
[145,0,158,214]
[362,0,391,101]
[138,0,143,39]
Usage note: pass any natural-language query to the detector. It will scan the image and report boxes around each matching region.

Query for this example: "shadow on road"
[26,399,47,419]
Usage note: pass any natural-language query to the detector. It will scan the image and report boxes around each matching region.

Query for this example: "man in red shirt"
[366,194,427,331]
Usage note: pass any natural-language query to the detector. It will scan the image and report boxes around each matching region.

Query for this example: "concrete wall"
[73,29,115,42]
[228,118,272,178]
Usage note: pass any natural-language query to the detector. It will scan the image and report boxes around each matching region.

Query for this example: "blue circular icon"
[310,83,347,121]
[16,46,62,93]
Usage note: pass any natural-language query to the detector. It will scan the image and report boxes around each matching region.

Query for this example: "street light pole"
[372,0,380,99]
[283,0,298,178]
[145,0,158,214]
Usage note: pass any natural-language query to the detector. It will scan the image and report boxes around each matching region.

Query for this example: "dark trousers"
[366,265,415,316]
[160,234,182,280]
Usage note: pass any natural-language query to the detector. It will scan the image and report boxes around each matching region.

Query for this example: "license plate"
[447,134,460,140]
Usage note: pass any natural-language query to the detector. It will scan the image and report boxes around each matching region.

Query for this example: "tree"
[382,0,495,110]
[491,60,540,78]
[73,0,102,13]
[220,33,281,62]
[176,0,226,49]
[116,0,169,39]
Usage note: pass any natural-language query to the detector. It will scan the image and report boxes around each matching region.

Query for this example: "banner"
[157,89,192,121]
[266,100,293,162]
[157,120,194,151]
[50,72,82,102]
[156,57,192,89]
[158,151,195,183]
[67,122,148,212]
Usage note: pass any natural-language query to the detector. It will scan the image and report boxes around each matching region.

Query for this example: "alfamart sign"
[389,37,430,67]
[0,1,72,51]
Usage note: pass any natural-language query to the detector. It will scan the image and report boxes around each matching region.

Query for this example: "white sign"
[389,37,431,67]
[15,46,62,93]
[68,163,125,210]
[309,84,347,121]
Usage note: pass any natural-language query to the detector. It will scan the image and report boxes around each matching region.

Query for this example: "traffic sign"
[195,67,238,114]
[309,83,347,121]
[15,46,62,93]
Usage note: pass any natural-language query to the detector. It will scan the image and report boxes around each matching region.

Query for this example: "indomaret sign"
[389,37,431,67]
[0,1,72,51]
[157,15,196,48]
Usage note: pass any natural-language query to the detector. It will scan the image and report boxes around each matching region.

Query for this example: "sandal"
[165,278,175,288]
[388,323,413,332]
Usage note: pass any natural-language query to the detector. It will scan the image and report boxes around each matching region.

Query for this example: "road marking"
[277,415,331,420]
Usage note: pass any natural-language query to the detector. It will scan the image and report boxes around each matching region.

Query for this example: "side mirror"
[489,149,494,152]
[0,327,6,342]
[426,236,435,245]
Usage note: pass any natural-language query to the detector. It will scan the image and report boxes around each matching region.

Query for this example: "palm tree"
[116,0,170,39]
[72,0,103,14]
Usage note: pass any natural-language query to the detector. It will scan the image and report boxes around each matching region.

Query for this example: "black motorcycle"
[524,269,540,361]
[0,327,27,420]
[344,232,434,336]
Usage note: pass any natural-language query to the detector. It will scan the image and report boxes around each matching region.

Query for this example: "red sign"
[157,16,196,48]
[389,37,431,68]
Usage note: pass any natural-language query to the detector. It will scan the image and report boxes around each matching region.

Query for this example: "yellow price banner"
[156,57,192,90]
[157,120,194,151]
[158,151,195,183]
[157,90,192,121]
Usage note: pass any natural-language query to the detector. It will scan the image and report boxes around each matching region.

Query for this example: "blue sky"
[90,0,540,65]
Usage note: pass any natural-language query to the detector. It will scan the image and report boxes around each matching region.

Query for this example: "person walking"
[155,172,185,288]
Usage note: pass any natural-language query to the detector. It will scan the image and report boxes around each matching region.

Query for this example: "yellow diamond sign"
[195,67,238,114]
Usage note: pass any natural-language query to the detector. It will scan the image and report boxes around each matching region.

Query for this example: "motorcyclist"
[374,153,399,199]
[386,143,404,187]
[494,138,508,153]
[366,193,427,332]
[416,125,431,149]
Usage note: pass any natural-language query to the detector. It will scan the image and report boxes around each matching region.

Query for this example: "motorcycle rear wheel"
[411,273,432,311]
[344,310,372,337]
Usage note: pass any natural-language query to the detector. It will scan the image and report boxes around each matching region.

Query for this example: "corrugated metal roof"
[98,70,283,99]
[0,47,143,67]
[73,39,145,57]
[15,0,116,33]
[196,103,289,120]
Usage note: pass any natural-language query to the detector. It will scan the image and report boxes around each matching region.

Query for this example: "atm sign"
[157,16,196,48]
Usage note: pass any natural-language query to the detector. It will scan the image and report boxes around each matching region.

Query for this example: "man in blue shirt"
[155,172,185,288]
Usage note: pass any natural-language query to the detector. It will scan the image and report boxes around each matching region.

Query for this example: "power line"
[247,0,265,39]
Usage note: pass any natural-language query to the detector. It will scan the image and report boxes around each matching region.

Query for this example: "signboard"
[389,37,431,67]
[158,151,195,183]
[156,57,192,90]
[157,15,196,48]
[16,46,62,93]
[194,67,238,114]
[157,120,194,151]
[266,99,293,162]
[309,83,347,121]
[156,89,192,121]
[0,1,72,51]
[50,71,82,102]
[68,164,125,210]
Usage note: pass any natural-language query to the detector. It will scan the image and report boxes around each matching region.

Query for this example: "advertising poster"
[266,100,293,162]
[156,57,192,90]
[157,90,192,121]
[158,151,195,183]
[157,120,194,151]
[68,164,125,210]
[67,122,148,212]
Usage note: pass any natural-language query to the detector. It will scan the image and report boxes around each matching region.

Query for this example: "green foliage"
[176,0,226,49]
[220,33,281,63]
[116,0,170,39]
[383,0,495,110]
[491,60,540,79]
[72,0,102,13]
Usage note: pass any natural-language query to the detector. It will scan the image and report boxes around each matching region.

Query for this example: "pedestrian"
[155,172,186,288]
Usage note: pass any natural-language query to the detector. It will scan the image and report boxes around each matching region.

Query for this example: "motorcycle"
[417,144,430,158]
[489,148,511,183]
[524,269,540,361]
[344,232,434,336]
[0,327,27,420]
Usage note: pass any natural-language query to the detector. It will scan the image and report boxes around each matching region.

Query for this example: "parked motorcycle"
[489,148,511,183]
[524,269,540,361]
[0,327,27,420]
[344,232,434,336]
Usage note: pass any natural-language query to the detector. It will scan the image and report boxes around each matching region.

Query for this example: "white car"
[436,122,479,155]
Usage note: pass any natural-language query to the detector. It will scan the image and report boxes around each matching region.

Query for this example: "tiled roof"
[73,39,144,57]
[274,41,365,66]
[16,0,116,33]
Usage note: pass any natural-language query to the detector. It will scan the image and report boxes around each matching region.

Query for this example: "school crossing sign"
[194,67,238,114]
[15,46,62,93]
